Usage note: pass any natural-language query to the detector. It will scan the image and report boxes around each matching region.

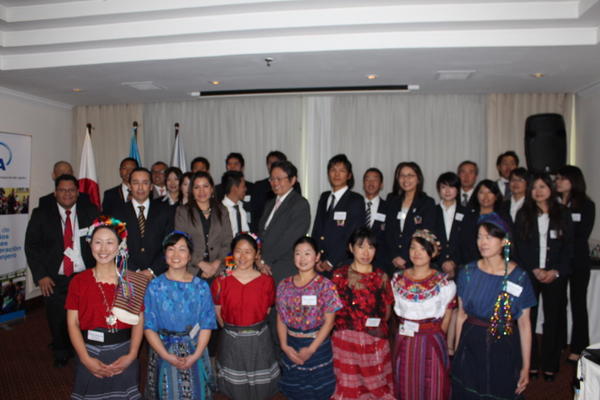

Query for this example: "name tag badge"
[244,195,251,202]
[301,295,317,306]
[365,317,381,328]
[333,211,347,221]
[572,213,582,222]
[77,227,89,237]
[87,330,105,343]
[189,323,200,339]
[506,281,523,297]
[403,320,420,332]
[414,215,422,225]
[246,211,251,223]
[549,230,558,239]
[399,325,415,337]
[454,212,464,221]
[374,213,386,222]
[397,211,407,220]
[64,247,79,261]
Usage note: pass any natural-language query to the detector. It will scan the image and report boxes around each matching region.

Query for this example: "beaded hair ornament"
[412,229,441,258]
[478,212,514,340]
[161,230,192,248]
[86,216,135,301]
[223,232,262,276]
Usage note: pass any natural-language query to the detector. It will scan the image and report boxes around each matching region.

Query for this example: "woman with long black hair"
[556,165,595,363]
[384,162,435,271]
[513,173,574,381]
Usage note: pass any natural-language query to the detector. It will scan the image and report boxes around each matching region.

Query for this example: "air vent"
[435,70,475,80]
[121,81,165,91]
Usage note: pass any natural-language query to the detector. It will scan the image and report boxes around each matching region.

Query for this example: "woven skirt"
[145,334,215,400]
[279,330,336,400]
[72,340,141,400]
[216,321,280,400]
[451,320,523,400]
[331,329,394,400]
[393,322,451,400]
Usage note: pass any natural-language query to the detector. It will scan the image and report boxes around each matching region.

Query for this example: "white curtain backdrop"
[485,93,575,179]
[328,94,487,199]
[142,96,304,187]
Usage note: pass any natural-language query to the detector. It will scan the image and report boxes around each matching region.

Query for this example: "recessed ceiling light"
[436,70,475,80]
[531,72,545,78]
[210,81,221,85]
[367,74,378,80]
[72,88,83,93]
[188,91,201,97]
[121,81,165,91]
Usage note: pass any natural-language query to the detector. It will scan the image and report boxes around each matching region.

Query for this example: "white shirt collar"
[131,198,150,215]
[57,203,76,219]
[121,183,129,199]
[365,195,380,210]
[222,195,243,208]
[332,186,348,198]
[277,187,294,203]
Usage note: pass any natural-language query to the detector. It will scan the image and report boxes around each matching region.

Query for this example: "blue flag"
[129,127,142,167]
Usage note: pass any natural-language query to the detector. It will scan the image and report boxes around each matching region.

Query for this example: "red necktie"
[63,210,74,277]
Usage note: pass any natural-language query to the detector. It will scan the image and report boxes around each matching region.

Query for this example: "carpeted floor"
[0,302,576,399]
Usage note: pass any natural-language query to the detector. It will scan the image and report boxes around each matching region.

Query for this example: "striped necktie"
[366,200,372,228]
[137,205,146,238]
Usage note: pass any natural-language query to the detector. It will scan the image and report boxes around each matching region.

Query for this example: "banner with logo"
[0,132,31,322]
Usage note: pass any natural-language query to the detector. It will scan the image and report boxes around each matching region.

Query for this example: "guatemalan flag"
[129,126,142,167]
[78,127,101,209]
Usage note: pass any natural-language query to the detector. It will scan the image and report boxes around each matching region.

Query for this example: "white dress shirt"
[497,178,509,197]
[57,203,85,275]
[264,187,293,229]
[365,196,380,228]
[460,188,474,206]
[328,186,349,210]
[222,196,250,236]
[132,198,150,219]
[441,202,457,240]
[120,183,129,201]
[509,196,525,222]
[538,213,550,269]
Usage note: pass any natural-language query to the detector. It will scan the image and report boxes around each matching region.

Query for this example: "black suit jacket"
[39,191,93,210]
[252,177,302,232]
[311,189,366,269]
[512,206,574,277]
[102,185,127,216]
[215,180,255,230]
[25,200,99,284]
[569,198,596,266]
[258,190,310,283]
[113,199,174,275]
[384,192,435,263]
[433,203,470,266]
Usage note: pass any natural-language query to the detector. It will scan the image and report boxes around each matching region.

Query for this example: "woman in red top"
[210,233,279,400]
[331,226,395,400]
[66,217,145,399]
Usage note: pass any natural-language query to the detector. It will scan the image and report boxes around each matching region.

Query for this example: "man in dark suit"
[101,157,138,216]
[190,156,210,173]
[258,160,310,284]
[38,161,93,209]
[214,153,255,227]
[25,174,99,367]
[151,161,168,200]
[252,151,302,231]
[457,160,478,207]
[312,154,366,275]
[362,167,390,274]
[113,167,174,278]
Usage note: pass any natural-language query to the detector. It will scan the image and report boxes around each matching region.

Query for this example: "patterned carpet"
[0,302,576,399]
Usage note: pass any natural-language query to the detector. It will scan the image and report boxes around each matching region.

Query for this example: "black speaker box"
[525,113,567,174]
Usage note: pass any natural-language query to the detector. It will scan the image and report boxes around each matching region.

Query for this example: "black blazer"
[567,198,595,267]
[311,189,366,268]
[252,177,301,231]
[25,199,99,284]
[113,199,174,275]
[384,192,435,263]
[39,191,93,210]
[102,185,127,216]
[433,203,470,266]
[512,206,574,277]
[215,180,255,230]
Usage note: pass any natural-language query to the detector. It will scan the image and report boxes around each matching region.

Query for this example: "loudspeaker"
[525,113,567,174]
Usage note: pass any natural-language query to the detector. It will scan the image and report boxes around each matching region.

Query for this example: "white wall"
[0,87,73,299]
[576,88,600,241]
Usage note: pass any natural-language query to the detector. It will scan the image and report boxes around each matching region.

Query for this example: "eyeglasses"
[269,176,289,183]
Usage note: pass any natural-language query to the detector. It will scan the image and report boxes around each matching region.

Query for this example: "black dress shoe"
[543,372,555,382]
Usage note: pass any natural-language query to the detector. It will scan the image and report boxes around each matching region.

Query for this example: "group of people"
[23,149,595,400]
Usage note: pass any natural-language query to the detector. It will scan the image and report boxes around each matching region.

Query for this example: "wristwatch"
[554,271,560,278]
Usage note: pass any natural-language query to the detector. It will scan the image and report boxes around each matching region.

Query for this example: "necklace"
[94,269,118,332]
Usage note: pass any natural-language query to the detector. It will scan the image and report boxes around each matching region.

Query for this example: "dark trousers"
[530,275,568,373]
[44,275,72,360]
[569,264,591,354]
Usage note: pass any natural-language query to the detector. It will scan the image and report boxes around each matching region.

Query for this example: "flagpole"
[86,123,93,135]
[174,122,179,137]
[133,121,138,137]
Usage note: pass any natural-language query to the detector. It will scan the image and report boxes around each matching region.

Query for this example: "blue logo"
[0,142,13,171]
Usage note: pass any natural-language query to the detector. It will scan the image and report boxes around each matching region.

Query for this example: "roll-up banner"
[0,132,31,323]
